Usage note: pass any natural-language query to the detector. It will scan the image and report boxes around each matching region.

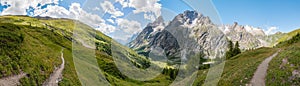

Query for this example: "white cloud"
[0,0,148,39]
[109,18,142,42]
[111,34,133,43]
[115,0,129,8]
[100,1,124,18]
[34,3,119,35]
[0,0,60,15]
[144,13,156,21]
[106,19,115,24]
[34,5,70,18]
[0,0,118,35]
[116,18,141,34]
[71,3,105,28]
[92,7,100,11]
[265,27,279,35]
[97,23,117,34]
[115,0,162,21]
[35,3,104,27]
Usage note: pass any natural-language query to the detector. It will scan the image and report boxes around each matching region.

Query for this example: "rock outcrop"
[129,10,282,61]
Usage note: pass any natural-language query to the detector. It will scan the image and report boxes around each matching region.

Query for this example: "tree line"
[225,40,241,59]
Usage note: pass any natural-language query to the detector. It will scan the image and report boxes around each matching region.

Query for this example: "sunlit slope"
[0,15,157,86]
[193,47,278,86]
[0,15,79,85]
[267,32,300,86]
[277,28,300,43]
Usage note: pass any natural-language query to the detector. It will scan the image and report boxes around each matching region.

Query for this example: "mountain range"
[129,10,285,60]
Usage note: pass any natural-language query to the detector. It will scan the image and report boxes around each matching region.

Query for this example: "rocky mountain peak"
[234,22,238,27]
[129,10,278,61]
[222,22,266,36]
[183,10,199,24]
[170,10,211,28]
[147,16,165,27]
[128,16,166,48]
[244,25,266,36]
[129,10,229,61]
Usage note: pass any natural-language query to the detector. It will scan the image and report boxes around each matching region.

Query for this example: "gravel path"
[0,72,27,86]
[43,49,65,86]
[249,50,280,86]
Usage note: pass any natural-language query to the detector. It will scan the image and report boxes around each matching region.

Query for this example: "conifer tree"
[226,40,241,59]
[233,41,241,55]
[226,40,234,59]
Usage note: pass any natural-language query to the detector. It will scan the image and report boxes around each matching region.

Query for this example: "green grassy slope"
[277,29,300,43]
[266,32,300,86]
[193,47,278,86]
[0,16,171,86]
[218,47,278,86]
[0,16,79,85]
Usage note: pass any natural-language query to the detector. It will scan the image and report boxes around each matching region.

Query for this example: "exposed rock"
[292,70,300,78]
[129,10,227,61]
[289,70,300,83]
[219,23,265,49]
[129,10,283,61]
[280,58,288,69]
[0,72,27,86]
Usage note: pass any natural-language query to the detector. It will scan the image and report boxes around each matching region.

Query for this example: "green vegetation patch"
[267,34,300,86]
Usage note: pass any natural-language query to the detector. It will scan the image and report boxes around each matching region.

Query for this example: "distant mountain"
[129,10,284,60]
[219,22,287,49]
[129,10,228,61]
[219,22,266,49]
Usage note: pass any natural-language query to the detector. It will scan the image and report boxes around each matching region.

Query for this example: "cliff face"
[129,10,278,60]
[218,22,284,49]
[219,22,263,49]
[129,10,227,61]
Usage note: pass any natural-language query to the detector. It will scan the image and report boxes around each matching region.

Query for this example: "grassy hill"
[192,47,279,86]
[0,16,79,85]
[0,15,171,86]
[277,29,300,43]
[266,32,300,86]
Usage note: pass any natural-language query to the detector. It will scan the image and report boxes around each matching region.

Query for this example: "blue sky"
[213,0,300,32]
[0,0,300,43]
[160,0,300,33]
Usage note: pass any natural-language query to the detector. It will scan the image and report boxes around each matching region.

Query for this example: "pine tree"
[229,40,233,51]
[233,41,241,55]
[226,40,241,59]
[226,40,234,59]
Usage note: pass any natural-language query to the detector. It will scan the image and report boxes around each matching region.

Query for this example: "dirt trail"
[43,49,65,86]
[249,50,280,86]
[0,72,27,86]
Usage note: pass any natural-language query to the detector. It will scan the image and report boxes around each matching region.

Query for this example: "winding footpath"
[249,50,280,86]
[43,49,65,86]
[0,72,27,86]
